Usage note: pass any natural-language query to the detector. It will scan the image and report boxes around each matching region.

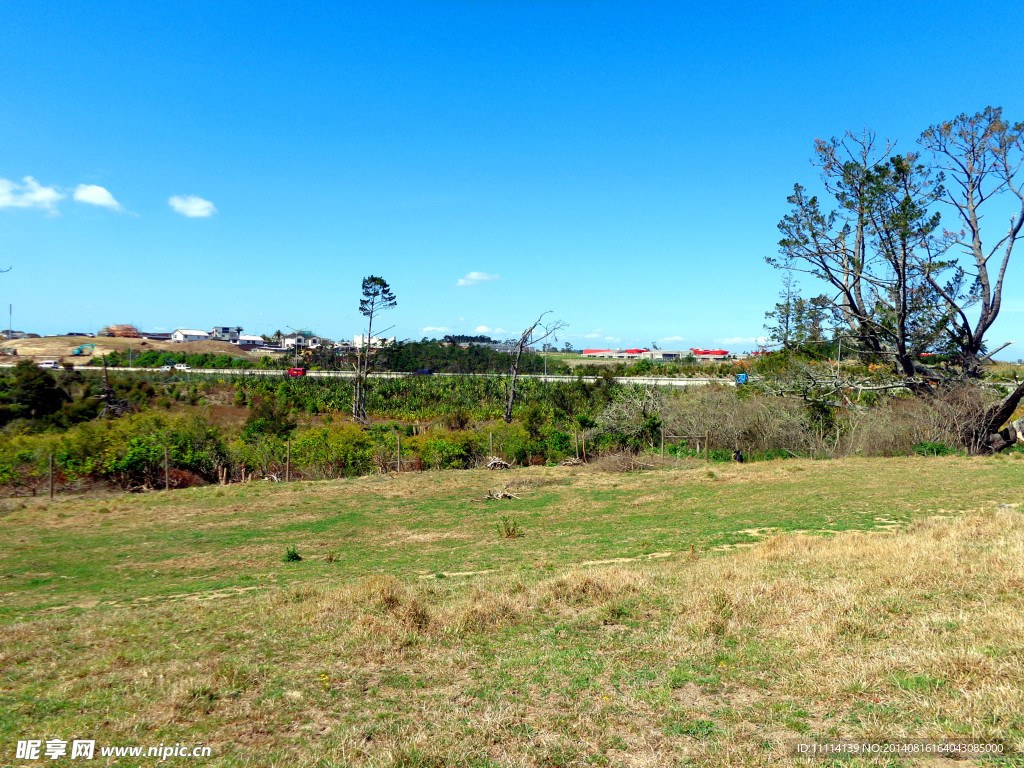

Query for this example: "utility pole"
[287,326,300,367]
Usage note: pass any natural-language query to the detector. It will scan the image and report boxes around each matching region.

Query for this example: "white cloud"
[0,176,64,213]
[583,332,603,339]
[475,325,491,333]
[422,326,451,333]
[168,194,217,218]
[661,335,685,342]
[73,184,124,212]
[456,271,499,287]
[604,336,621,343]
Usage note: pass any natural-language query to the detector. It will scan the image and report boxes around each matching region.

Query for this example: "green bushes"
[94,350,255,370]
[291,425,374,477]
[0,364,1002,495]
[913,442,958,457]
[0,412,229,489]
[234,374,612,424]
[413,431,482,469]
[240,397,296,441]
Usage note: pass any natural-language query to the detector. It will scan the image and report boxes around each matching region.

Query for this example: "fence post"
[164,446,169,490]
[397,432,401,473]
[286,440,291,483]
[49,454,54,499]
[704,431,709,463]
[660,428,664,457]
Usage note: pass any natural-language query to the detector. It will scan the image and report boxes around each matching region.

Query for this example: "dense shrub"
[848,385,996,456]
[241,396,297,442]
[291,425,374,478]
[0,412,229,490]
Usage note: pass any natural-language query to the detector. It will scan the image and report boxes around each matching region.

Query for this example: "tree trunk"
[975,380,1024,453]
[504,351,521,423]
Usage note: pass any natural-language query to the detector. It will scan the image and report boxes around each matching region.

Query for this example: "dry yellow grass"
[4,459,1024,766]
[189,507,1017,766]
[168,510,1024,763]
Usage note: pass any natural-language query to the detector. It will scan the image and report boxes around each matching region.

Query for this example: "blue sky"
[3,1,1024,354]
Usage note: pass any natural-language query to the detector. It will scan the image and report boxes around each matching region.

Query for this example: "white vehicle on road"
[37,360,61,370]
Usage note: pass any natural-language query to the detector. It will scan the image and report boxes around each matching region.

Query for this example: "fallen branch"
[484,489,520,500]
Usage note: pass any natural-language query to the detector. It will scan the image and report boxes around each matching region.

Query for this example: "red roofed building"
[690,348,729,359]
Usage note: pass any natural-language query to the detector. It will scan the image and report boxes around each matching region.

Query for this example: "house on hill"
[353,334,396,349]
[210,326,242,342]
[171,329,211,343]
[282,332,324,350]
[235,334,265,349]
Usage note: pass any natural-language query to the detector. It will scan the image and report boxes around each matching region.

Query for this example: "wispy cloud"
[604,336,621,343]
[74,184,125,212]
[475,325,508,335]
[422,326,451,333]
[583,331,603,339]
[169,194,217,218]
[457,271,499,287]
[0,176,64,213]
[661,335,685,342]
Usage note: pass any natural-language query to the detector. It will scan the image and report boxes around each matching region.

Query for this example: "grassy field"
[2,456,1023,766]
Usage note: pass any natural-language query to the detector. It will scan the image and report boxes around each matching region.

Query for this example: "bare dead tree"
[503,312,567,423]
[96,354,131,418]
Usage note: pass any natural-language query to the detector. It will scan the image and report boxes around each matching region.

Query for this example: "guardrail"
[0,364,739,387]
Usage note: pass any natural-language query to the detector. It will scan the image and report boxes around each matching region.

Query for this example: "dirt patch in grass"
[383,527,472,545]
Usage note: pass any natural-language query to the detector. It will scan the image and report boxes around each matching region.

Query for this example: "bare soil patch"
[0,335,260,362]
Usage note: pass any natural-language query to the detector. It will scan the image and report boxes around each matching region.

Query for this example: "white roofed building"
[235,334,265,348]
